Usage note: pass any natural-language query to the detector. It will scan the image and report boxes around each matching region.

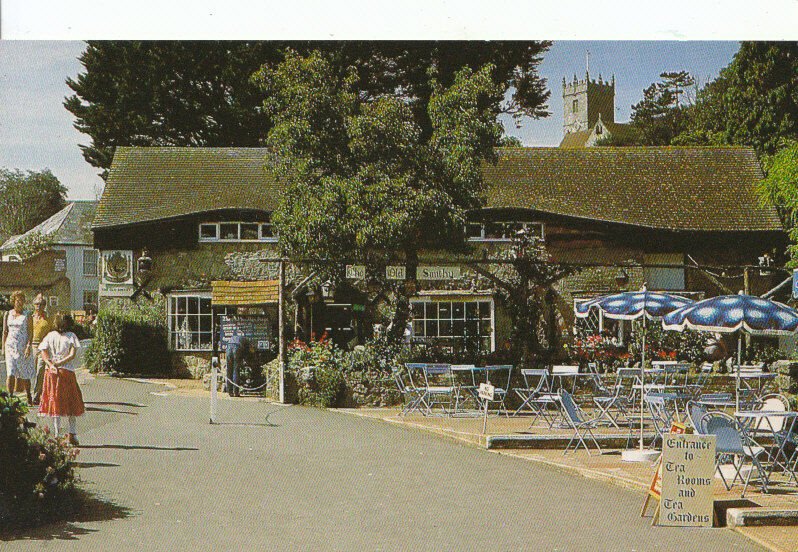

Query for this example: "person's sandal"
[67,434,80,447]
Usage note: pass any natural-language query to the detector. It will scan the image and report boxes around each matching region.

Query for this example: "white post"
[736,333,742,412]
[278,260,286,404]
[640,317,646,451]
[210,357,218,424]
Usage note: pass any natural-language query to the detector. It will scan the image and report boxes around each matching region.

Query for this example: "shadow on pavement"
[0,489,132,542]
[79,444,199,451]
[84,402,146,408]
[85,407,138,415]
[213,422,277,427]
[74,461,121,468]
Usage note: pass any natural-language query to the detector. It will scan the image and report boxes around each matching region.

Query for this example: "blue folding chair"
[560,390,603,456]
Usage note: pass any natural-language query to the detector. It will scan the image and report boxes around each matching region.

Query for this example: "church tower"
[562,72,615,135]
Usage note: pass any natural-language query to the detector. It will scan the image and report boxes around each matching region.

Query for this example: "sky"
[0,40,741,200]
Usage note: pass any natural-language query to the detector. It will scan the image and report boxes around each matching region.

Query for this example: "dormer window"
[199,221,278,243]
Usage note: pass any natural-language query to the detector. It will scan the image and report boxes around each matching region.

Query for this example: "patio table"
[551,366,599,398]
[735,410,798,488]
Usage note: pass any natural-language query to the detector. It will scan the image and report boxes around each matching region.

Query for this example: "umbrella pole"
[640,317,646,451]
[736,332,742,412]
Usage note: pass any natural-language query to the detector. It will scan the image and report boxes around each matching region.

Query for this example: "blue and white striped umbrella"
[575,290,695,321]
[662,294,798,336]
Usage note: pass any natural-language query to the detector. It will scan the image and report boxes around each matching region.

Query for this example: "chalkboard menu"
[219,316,272,351]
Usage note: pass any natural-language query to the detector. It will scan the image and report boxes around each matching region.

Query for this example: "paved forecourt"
[4,375,762,551]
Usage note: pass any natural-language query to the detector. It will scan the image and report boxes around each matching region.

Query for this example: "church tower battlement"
[562,73,615,134]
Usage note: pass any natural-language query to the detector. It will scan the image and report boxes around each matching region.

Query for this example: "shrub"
[85,295,171,375]
[340,336,407,407]
[0,389,79,528]
[287,334,346,407]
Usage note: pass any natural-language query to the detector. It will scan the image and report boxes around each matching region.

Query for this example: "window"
[83,249,99,277]
[466,221,544,242]
[643,253,685,291]
[572,99,579,113]
[83,290,98,308]
[199,224,219,240]
[410,298,494,352]
[198,221,278,243]
[168,293,213,351]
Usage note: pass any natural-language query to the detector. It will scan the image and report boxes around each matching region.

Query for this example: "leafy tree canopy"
[259,50,506,278]
[675,42,798,155]
[65,41,551,178]
[0,168,67,239]
[757,141,798,264]
[629,70,695,146]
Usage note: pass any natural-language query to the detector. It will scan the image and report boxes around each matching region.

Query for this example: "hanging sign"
[100,250,135,297]
[416,266,461,280]
[658,434,716,527]
[346,265,366,280]
[386,266,406,280]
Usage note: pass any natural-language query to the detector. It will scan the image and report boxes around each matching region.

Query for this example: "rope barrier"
[220,375,269,393]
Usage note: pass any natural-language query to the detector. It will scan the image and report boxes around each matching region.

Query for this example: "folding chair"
[420,363,455,417]
[483,365,513,417]
[686,362,713,399]
[592,368,637,429]
[450,364,478,414]
[560,390,603,456]
[394,365,425,416]
[513,368,556,425]
[645,393,677,447]
[686,400,708,433]
[401,363,430,415]
[700,411,768,497]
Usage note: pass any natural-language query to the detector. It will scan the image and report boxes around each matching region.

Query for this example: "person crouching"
[38,314,84,446]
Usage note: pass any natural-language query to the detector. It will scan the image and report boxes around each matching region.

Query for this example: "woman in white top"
[38,314,84,446]
[2,290,34,403]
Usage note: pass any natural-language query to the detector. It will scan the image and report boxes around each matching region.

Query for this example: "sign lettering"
[478,383,495,401]
[346,265,366,280]
[386,266,406,280]
[416,266,461,280]
[659,434,716,527]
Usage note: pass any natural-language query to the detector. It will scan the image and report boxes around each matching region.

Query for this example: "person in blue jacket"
[222,319,248,397]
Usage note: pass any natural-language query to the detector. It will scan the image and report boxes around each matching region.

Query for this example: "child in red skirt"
[38,314,84,446]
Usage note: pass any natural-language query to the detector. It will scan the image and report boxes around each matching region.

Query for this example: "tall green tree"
[258,51,512,338]
[0,168,67,238]
[65,41,279,179]
[65,41,551,178]
[629,71,695,145]
[675,42,798,155]
[757,141,798,263]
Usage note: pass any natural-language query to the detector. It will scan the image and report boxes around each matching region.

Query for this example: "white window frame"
[410,297,495,352]
[198,221,278,243]
[167,291,214,352]
[466,221,545,243]
[83,248,99,277]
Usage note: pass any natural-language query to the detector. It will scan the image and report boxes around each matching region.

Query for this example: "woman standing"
[38,314,84,446]
[2,290,34,403]
[31,294,52,405]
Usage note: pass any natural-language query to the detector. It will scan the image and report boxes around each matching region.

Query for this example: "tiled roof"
[2,201,97,250]
[0,250,68,287]
[94,147,281,229]
[211,280,279,305]
[559,131,591,148]
[483,147,782,232]
[95,146,782,233]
